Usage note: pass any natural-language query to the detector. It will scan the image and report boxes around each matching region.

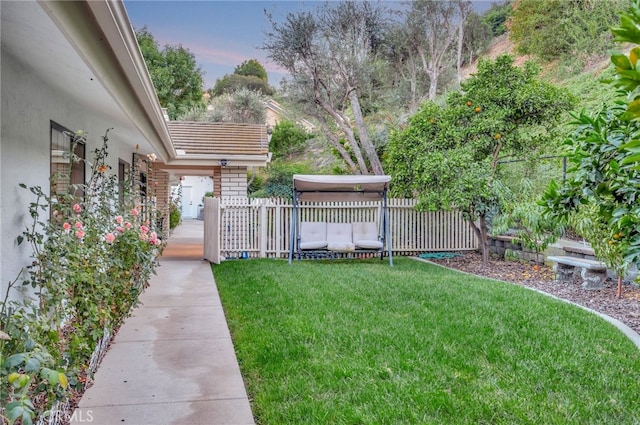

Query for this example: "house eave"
[37,0,176,161]
[168,154,272,168]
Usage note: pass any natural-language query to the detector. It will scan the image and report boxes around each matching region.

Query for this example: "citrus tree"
[541,0,640,298]
[385,54,574,261]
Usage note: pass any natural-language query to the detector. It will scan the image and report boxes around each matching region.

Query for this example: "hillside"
[287,33,620,174]
[461,34,531,79]
[462,33,616,88]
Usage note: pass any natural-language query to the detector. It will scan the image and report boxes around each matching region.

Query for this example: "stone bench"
[547,255,607,290]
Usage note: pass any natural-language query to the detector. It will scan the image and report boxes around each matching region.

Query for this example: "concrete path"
[71,220,255,425]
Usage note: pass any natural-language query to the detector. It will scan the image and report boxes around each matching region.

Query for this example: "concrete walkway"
[71,220,255,425]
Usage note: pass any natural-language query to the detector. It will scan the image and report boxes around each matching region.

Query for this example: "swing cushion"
[327,222,355,252]
[299,221,328,250]
[352,222,384,250]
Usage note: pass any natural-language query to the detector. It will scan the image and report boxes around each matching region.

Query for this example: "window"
[132,153,150,217]
[118,159,130,205]
[50,121,85,201]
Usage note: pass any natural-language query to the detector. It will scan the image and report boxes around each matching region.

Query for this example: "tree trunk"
[317,116,359,174]
[456,16,464,83]
[617,275,623,299]
[455,0,472,84]
[348,91,384,175]
[468,214,489,262]
[314,94,369,174]
[427,68,439,101]
[405,54,420,114]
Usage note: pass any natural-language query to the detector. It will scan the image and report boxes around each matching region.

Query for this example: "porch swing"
[288,174,393,266]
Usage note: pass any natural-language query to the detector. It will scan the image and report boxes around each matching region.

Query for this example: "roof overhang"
[3,1,270,175]
[171,154,271,167]
[35,0,176,161]
[293,175,391,202]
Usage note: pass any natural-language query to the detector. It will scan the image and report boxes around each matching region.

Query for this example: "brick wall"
[220,167,248,197]
[150,168,170,235]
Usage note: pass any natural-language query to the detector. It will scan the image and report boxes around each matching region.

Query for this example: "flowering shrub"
[1,129,164,424]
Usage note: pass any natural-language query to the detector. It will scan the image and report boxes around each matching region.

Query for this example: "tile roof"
[167,121,269,156]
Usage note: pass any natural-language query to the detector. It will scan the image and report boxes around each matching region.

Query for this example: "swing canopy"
[289,174,393,265]
[292,174,391,202]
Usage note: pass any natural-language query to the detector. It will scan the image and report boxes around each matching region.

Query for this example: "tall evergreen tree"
[135,27,205,119]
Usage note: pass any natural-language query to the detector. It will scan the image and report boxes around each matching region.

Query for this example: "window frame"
[50,121,86,201]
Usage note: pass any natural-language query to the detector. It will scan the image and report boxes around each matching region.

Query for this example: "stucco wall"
[0,50,147,301]
[180,175,213,219]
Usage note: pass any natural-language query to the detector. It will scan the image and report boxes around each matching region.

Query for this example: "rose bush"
[1,129,164,424]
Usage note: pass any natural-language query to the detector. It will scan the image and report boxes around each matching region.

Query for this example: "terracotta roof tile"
[167,121,269,156]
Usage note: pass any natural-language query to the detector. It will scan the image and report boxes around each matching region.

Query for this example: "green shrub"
[269,120,312,161]
[1,129,164,423]
[169,201,181,229]
[482,1,512,36]
[509,0,629,62]
[261,162,313,199]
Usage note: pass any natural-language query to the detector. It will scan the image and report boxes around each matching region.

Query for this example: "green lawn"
[213,257,640,425]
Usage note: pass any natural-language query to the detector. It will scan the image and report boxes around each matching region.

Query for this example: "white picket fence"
[203,197,478,263]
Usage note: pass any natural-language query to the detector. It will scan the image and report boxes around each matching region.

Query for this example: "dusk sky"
[123,1,495,90]
[123,1,316,89]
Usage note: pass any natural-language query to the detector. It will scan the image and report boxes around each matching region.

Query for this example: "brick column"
[219,166,249,256]
[220,167,248,197]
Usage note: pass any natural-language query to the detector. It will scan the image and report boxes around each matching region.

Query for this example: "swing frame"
[288,174,393,266]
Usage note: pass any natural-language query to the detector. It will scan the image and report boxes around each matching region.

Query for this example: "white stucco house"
[0,0,271,300]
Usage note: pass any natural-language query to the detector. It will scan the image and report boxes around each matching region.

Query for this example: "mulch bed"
[426,251,640,336]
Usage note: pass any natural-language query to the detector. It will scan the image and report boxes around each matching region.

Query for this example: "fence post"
[204,197,221,264]
[275,200,282,257]
[260,200,267,258]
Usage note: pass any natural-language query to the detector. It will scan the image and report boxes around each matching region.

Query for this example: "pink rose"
[115,215,123,224]
[144,220,150,226]
[73,204,81,214]
[74,221,83,229]
[139,233,148,241]
[63,222,71,232]
[131,208,139,217]
[75,230,85,239]
[149,231,158,245]
[105,233,116,244]
[116,226,124,234]
[140,225,149,234]
[125,222,132,229]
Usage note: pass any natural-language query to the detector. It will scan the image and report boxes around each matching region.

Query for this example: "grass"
[213,257,640,425]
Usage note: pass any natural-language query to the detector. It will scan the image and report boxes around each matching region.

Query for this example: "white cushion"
[327,223,352,243]
[355,239,383,249]
[327,241,355,252]
[326,223,354,252]
[352,222,382,249]
[300,221,327,250]
[300,240,328,250]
